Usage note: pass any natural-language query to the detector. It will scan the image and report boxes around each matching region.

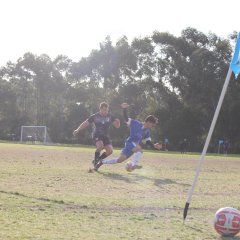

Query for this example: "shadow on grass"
[97,171,190,187]
[0,190,66,205]
[0,190,91,210]
[154,178,190,187]
[97,172,133,183]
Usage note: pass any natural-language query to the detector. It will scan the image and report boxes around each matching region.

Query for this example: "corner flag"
[183,32,240,222]
[230,32,240,78]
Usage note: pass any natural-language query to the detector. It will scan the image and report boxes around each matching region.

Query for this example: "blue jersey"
[126,119,151,144]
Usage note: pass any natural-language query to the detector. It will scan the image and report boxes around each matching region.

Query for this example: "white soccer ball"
[125,161,134,172]
[214,207,240,236]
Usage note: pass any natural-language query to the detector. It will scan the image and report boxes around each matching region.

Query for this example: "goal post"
[20,126,51,144]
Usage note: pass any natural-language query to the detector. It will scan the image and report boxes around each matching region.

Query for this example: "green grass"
[0,142,240,239]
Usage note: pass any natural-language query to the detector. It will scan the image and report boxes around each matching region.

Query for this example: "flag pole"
[183,67,233,221]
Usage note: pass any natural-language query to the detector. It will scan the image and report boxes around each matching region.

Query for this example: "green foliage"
[0,28,239,152]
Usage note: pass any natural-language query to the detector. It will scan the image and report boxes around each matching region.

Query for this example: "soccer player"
[73,102,120,166]
[94,103,162,171]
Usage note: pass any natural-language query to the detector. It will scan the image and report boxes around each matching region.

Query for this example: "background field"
[0,142,240,240]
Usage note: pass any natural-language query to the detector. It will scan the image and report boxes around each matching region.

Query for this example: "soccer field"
[0,142,240,240]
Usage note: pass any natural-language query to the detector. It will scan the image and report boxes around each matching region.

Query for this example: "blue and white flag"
[230,32,240,78]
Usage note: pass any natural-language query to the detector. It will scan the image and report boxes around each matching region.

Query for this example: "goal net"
[20,126,52,144]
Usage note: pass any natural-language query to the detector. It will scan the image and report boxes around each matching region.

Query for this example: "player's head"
[144,115,158,128]
[99,102,109,116]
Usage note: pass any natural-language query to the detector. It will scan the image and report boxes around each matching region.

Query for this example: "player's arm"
[146,138,162,150]
[121,103,130,123]
[73,120,90,136]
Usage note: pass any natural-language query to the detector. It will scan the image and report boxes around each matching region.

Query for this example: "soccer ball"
[214,207,240,236]
[125,161,134,172]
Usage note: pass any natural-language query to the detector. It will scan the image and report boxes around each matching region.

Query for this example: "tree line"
[0,27,239,152]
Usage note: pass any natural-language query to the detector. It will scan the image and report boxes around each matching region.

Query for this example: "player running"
[94,103,162,171]
[73,102,120,167]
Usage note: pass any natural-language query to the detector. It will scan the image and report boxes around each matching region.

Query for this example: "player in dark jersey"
[94,103,162,171]
[73,102,120,167]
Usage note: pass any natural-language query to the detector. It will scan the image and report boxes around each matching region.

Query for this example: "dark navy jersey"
[126,119,151,144]
[87,112,116,136]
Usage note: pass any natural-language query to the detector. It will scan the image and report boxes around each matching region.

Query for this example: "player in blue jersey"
[73,102,120,167]
[94,103,162,171]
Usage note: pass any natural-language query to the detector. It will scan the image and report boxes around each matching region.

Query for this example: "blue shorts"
[121,141,136,158]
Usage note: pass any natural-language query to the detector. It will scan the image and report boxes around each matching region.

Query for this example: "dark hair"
[100,102,109,109]
[144,115,158,124]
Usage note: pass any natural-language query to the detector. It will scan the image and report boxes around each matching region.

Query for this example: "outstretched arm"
[146,140,162,150]
[121,103,130,123]
[73,120,90,136]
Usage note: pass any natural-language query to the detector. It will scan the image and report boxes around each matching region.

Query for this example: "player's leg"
[94,141,134,171]
[97,136,113,161]
[103,154,128,164]
[93,137,104,165]
[131,145,142,165]
[97,144,112,161]
[130,145,143,170]
[94,153,128,171]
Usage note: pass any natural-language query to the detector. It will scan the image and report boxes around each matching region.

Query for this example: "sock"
[131,152,142,166]
[102,158,118,164]
[99,152,107,160]
[95,151,100,161]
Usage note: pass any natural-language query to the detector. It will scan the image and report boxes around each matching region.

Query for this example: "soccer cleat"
[94,159,103,171]
[132,165,143,170]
